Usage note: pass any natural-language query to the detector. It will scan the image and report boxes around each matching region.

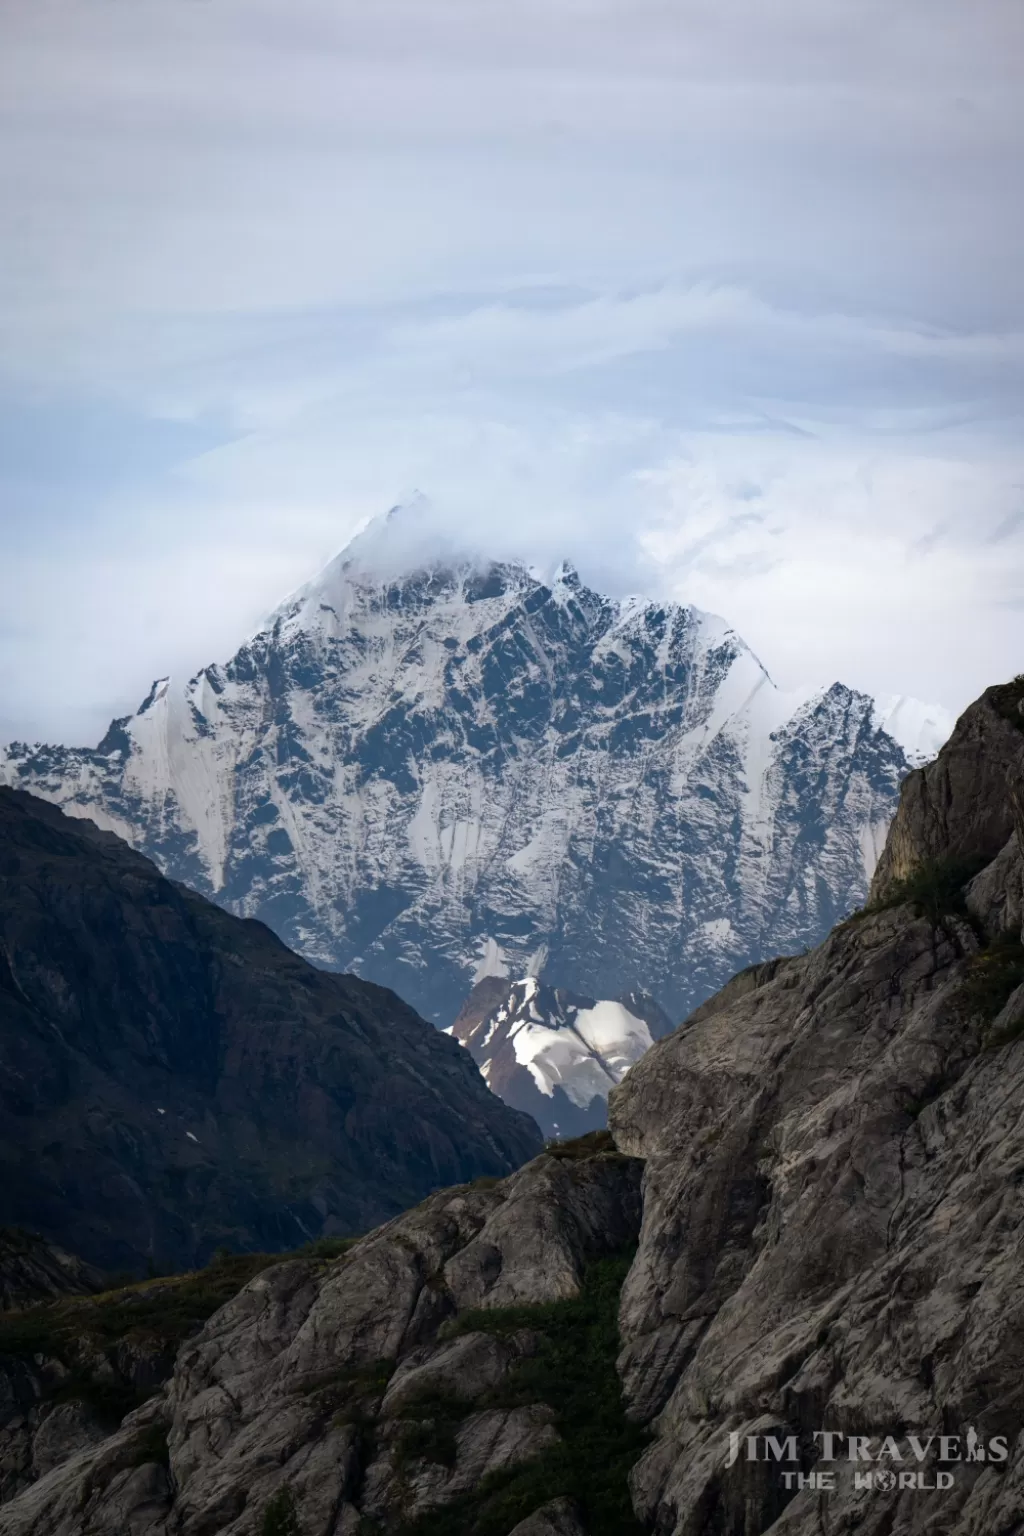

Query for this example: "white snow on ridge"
[871,694,954,768]
[453,976,659,1118]
[572,1000,653,1079]
[0,502,958,1029]
[507,999,654,1110]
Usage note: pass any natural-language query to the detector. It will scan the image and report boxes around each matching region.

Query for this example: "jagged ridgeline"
[3,677,1023,1536]
[0,508,950,1023]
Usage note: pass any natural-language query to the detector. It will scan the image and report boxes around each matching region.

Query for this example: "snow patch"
[871,694,953,767]
[474,937,510,984]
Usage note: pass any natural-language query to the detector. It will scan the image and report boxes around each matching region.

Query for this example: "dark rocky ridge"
[0,1232,102,1313]
[4,678,1024,1534]
[0,789,542,1275]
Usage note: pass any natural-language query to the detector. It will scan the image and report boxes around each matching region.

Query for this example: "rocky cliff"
[608,676,1024,1534]
[0,508,950,1024]
[0,788,541,1275]
[3,678,1023,1536]
[0,1249,287,1508]
[0,1140,645,1534]
[869,677,1024,903]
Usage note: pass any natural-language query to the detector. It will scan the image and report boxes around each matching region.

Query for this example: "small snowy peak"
[451,975,672,1137]
[871,693,953,767]
[137,677,171,715]
[305,495,506,592]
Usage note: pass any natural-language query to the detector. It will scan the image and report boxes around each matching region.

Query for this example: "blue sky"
[1,0,1022,743]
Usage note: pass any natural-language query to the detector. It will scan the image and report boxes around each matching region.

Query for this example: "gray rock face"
[507,1496,589,1536]
[0,1370,109,1507]
[869,679,1024,902]
[0,1289,189,1509]
[607,683,1024,1535]
[967,832,1024,943]
[0,1146,642,1535]
[0,1233,106,1506]
[0,520,947,1025]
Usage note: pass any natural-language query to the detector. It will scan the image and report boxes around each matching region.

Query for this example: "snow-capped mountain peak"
[450,975,674,1137]
[0,531,953,1025]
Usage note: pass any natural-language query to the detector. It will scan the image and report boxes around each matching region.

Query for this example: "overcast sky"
[1,0,1022,745]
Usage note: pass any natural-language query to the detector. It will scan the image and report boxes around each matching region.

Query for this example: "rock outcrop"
[0,788,542,1274]
[0,1251,289,1511]
[0,1142,643,1534]
[609,677,1024,1534]
[869,676,1024,903]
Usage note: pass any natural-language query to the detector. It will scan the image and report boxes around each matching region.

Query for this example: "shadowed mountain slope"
[0,788,542,1274]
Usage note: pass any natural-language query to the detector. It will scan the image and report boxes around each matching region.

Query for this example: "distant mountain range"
[0,503,951,1025]
[450,976,674,1137]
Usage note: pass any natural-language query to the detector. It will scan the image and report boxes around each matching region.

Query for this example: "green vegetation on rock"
[0,1240,359,1427]
[960,935,1024,1046]
[394,1248,648,1536]
[129,1422,170,1469]
[843,854,988,929]
[261,1485,301,1536]
[543,1128,616,1159]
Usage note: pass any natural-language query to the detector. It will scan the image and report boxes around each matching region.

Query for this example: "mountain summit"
[0,515,950,1022]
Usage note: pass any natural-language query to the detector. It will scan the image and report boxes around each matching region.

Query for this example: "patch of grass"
[959,935,1024,1047]
[0,1251,282,1428]
[0,1237,361,1429]
[0,1251,278,1356]
[261,1485,301,1536]
[301,1236,361,1262]
[397,1249,647,1536]
[843,855,990,930]
[393,1389,465,1471]
[52,1373,155,1428]
[877,856,988,925]
[301,1358,394,1408]
[129,1422,170,1469]
[543,1129,616,1160]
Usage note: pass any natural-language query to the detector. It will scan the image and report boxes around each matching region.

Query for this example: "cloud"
[0,0,1022,742]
